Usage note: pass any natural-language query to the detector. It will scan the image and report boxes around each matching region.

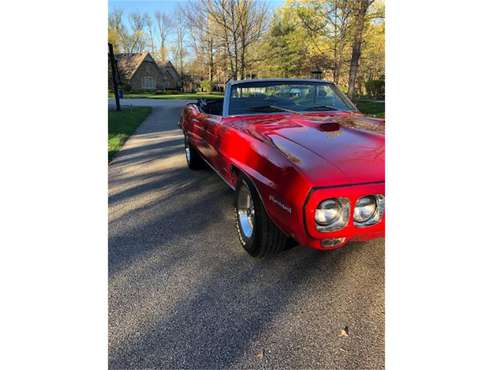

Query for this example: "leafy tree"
[107,0,385,92]
[347,0,374,97]
[358,20,384,94]
[206,0,269,80]
[365,78,384,97]
[128,12,147,53]
[171,18,187,79]
[295,0,353,85]
[180,0,219,83]
[108,9,129,53]
[200,80,214,92]
[155,11,172,62]
[261,4,310,77]
[144,13,155,55]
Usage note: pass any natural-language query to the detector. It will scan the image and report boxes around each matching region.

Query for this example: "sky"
[109,0,285,61]
[109,0,285,20]
[109,0,189,17]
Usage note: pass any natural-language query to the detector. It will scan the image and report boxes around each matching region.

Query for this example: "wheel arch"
[230,162,290,239]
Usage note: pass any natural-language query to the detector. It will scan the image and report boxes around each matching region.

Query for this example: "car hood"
[233,112,385,186]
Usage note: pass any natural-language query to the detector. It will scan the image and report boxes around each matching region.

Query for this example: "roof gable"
[157,60,180,81]
[115,52,160,82]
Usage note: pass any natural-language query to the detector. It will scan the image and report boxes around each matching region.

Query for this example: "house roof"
[112,52,181,86]
[115,52,151,82]
[157,60,175,69]
[157,60,180,80]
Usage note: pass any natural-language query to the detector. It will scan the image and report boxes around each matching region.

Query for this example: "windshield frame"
[223,79,358,117]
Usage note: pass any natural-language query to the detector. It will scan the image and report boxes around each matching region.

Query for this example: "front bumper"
[300,182,385,250]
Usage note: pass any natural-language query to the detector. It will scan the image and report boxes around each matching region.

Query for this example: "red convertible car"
[180,79,384,257]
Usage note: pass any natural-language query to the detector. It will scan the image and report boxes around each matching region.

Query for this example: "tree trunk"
[348,0,371,98]
[232,32,239,80]
[208,38,214,83]
[108,43,121,111]
[240,45,245,80]
[160,41,166,61]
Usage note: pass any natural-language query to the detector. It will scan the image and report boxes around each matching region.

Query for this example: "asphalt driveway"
[108,99,385,369]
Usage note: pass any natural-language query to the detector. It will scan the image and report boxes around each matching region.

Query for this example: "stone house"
[157,61,182,90]
[112,52,181,92]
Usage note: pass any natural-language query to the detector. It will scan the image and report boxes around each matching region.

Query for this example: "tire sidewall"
[184,134,203,169]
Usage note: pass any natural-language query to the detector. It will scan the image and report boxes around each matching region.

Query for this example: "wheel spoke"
[184,140,190,162]
[237,184,254,238]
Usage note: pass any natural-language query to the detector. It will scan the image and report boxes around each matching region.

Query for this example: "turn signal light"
[321,237,346,248]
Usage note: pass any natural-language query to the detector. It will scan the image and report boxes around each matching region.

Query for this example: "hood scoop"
[317,121,340,132]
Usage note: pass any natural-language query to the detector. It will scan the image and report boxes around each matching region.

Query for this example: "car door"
[202,115,225,173]
[186,107,209,159]
[187,104,226,174]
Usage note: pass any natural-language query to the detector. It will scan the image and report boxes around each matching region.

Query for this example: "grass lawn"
[355,99,385,118]
[108,107,152,161]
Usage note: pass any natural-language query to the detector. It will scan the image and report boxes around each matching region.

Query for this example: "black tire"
[184,135,204,170]
[234,175,288,257]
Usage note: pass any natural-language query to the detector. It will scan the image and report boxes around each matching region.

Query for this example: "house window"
[143,76,155,90]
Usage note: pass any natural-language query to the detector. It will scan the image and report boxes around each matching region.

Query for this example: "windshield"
[228,81,356,116]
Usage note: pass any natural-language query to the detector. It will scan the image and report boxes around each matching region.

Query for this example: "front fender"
[225,138,311,243]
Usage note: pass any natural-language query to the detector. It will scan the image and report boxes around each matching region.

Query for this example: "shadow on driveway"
[108,101,385,369]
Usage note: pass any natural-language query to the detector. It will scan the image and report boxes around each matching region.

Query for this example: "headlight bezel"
[353,194,385,227]
[315,197,350,232]
[303,184,385,240]
[353,196,378,223]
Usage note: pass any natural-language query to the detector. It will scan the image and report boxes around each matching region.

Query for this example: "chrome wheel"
[184,139,191,163]
[237,184,255,238]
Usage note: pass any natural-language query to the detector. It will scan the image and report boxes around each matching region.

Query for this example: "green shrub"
[122,84,132,93]
[200,80,214,93]
[365,79,385,98]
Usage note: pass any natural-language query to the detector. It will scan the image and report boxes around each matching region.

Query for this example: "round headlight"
[354,196,377,223]
[315,199,341,225]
